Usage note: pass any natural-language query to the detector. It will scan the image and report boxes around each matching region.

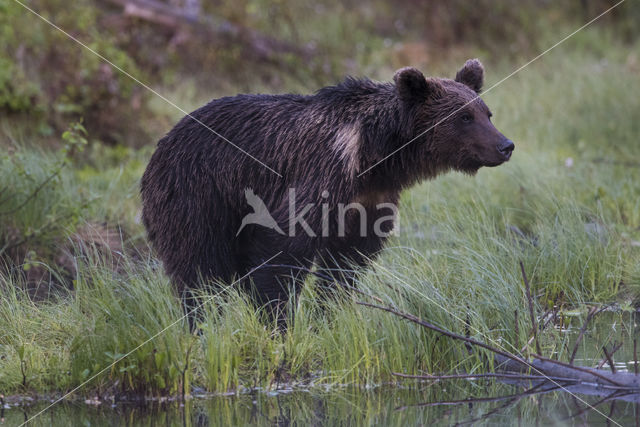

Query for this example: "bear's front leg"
[237,229,317,325]
[316,199,398,290]
[316,233,388,288]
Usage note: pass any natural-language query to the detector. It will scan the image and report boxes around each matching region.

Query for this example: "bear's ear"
[455,59,484,93]
[394,67,441,103]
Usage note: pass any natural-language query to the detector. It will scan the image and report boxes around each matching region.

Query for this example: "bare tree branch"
[520,261,541,354]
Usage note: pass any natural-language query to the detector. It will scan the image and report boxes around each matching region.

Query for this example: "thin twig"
[429,334,442,369]
[570,306,599,364]
[0,203,91,255]
[520,261,541,354]
[634,339,638,375]
[597,342,623,370]
[602,345,617,374]
[0,185,13,206]
[514,309,520,349]
[608,400,617,427]
[464,308,472,355]
[0,166,63,216]
[609,342,623,359]
[520,307,554,354]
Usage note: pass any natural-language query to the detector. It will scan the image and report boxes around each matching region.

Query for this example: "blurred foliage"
[0,0,145,145]
[1,0,638,146]
[0,57,40,113]
[392,0,640,55]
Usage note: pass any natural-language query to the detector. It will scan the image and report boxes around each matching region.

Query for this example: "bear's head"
[394,59,514,175]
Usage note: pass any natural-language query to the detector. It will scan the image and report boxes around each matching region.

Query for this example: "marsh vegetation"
[1,1,639,424]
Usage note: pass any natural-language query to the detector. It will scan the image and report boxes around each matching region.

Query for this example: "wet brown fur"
[140,59,514,323]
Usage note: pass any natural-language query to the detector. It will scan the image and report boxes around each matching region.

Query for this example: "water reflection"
[4,311,640,426]
[5,382,640,426]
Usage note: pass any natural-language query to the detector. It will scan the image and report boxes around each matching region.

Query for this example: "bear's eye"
[461,113,473,123]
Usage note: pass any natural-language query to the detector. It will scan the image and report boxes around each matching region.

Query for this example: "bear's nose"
[498,139,515,158]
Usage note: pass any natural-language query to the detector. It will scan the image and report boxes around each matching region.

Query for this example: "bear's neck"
[314,78,444,190]
[328,80,442,190]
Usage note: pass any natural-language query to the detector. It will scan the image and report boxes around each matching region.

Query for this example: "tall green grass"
[1,31,639,397]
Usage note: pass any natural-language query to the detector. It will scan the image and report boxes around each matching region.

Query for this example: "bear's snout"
[497,139,515,161]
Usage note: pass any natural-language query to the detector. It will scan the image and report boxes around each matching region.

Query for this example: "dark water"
[4,382,640,427]
[3,312,640,426]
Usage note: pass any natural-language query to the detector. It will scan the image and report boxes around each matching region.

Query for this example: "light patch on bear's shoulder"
[333,123,361,177]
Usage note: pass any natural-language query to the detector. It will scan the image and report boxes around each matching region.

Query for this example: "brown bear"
[141,59,514,323]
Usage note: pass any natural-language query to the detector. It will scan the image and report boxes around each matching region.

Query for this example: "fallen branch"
[100,0,314,61]
[356,301,533,371]
[392,371,577,383]
[501,354,629,388]
[569,305,600,364]
[358,300,640,391]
